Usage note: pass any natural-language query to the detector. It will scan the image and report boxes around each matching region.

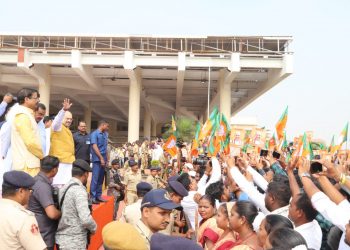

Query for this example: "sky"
[0,0,349,143]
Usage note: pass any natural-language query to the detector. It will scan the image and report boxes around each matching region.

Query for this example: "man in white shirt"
[298,158,350,249]
[152,144,163,161]
[197,157,222,195]
[288,193,322,250]
[228,161,291,217]
[180,172,201,230]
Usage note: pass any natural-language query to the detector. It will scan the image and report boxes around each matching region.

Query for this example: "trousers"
[90,162,105,199]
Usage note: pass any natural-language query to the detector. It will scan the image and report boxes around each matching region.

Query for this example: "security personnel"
[146,166,165,189]
[28,156,61,250]
[124,159,142,205]
[136,189,182,249]
[0,170,47,250]
[161,181,189,236]
[55,159,97,250]
[140,140,150,171]
[121,182,152,226]
[102,221,147,250]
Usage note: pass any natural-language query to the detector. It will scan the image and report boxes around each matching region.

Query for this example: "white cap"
[189,170,196,178]
[184,163,194,170]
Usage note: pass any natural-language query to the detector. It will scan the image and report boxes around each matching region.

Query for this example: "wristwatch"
[300,172,311,179]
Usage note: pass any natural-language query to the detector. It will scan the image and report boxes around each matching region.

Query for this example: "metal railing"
[0,35,293,55]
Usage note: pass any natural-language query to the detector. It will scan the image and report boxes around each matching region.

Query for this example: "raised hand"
[3,93,13,104]
[62,98,73,111]
[287,156,299,174]
[298,157,310,177]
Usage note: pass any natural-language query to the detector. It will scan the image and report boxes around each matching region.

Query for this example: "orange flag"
[275,106,288,141]
[163,135,177,157]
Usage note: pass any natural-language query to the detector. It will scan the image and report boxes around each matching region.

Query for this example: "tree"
[162,116,196,143]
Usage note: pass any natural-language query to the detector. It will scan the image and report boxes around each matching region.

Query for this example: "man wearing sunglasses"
[0,170,47,250]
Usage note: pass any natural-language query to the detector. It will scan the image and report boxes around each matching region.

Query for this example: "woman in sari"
[213,202,237,250]
[256,214,293,247]
[228,201,262,250]
[197,195,223,249]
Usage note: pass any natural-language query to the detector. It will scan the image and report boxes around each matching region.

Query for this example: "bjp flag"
[198,107,219,141]
[163,135,177,157]
[275,106,288,141]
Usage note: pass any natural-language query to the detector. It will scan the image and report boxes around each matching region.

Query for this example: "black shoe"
[92,198,100,204]
[97,197,107,202]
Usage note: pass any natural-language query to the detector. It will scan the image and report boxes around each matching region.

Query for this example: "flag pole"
[207,66,211,120]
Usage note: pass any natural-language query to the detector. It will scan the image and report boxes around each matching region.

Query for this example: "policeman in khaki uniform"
[120,182,152,226]
[160,181,188,236]
[146,166,165,189]
[123,159,142,205]
[140,140,150,171]
[102,221,147,250]
[136,189,182,249]
[0,171,47,250]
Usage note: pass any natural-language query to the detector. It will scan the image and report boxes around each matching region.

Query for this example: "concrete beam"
[55,87,127,122]
[1,51,285,69]
[141,90,155,122]
[145,95,175,111]
[232,54,293,115]
[105,95,128,118]
[179,107,197,120]
[16,49,52,113]
[71,50,127,118]
[72,50,101,90]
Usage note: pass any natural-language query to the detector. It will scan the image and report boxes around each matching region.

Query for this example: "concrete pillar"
[219,72,231,120]
[151,119,157,137]
[84,103,92,133]
[143,111,151,139]
[128,75,141,143]
[38,80,51,115]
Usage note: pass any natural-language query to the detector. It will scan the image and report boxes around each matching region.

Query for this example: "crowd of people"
[0,88,349,250]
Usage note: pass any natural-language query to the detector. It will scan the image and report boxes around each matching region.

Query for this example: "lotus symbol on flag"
[217,125,225,136]
[167,138,176,149]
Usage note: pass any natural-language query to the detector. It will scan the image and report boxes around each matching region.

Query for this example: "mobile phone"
[310,162,323,174]
[260,149,268,157]
[272,151,281,159]
[314,155,321,160]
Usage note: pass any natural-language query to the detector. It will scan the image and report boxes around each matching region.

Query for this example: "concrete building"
[0,34,293,143]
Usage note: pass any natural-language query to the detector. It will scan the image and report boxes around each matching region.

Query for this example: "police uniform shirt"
[121,199,142,226]
[73,131,91,162]
[0,199,47,250]
[135,219,153,250]
[124,171,142,192]
[146,175,158,189]
[28,172,58,248]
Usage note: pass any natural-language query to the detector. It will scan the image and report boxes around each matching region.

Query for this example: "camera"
[310,162,323,174]
[194,154,209,168]
[52,187,60,209]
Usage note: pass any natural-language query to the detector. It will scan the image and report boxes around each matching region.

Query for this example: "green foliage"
[151,160,160,167]
[162,116,196,143]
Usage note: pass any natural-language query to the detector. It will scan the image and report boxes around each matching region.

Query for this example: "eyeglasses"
[29,96,40,101]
